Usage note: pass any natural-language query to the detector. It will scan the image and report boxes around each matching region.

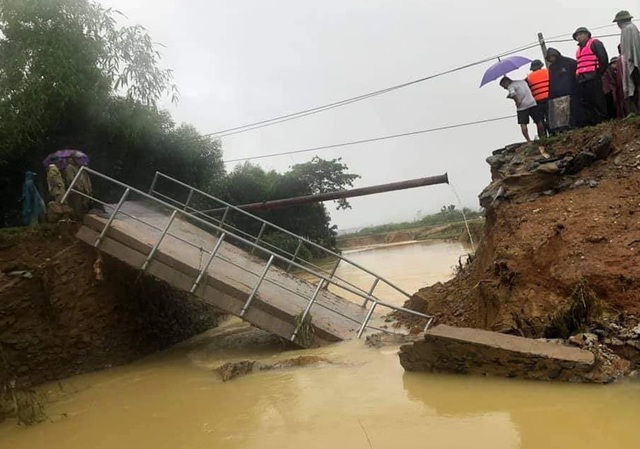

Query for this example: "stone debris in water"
[365,332,423,348]
[214,355,332,382]
[398,325,626,383]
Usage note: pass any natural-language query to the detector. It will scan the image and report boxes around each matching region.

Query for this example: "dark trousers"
[577,76,608,126]
[537,99,549,132]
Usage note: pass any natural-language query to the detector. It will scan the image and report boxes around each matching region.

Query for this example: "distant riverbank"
[337,219,483,250]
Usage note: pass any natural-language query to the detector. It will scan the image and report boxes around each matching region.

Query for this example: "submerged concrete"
[398,325,607,382]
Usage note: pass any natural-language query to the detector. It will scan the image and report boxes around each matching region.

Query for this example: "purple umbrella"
[43,149,89,170]
[480,55,532,87]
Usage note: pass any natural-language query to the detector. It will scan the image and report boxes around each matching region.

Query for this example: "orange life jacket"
[576,38,600,75]
[526,69,550,102]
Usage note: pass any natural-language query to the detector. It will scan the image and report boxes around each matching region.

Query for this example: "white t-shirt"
[507,80,537,111]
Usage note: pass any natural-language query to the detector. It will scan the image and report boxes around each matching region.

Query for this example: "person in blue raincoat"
[22,171,45,226]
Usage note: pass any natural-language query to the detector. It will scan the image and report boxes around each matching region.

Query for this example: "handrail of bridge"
[148,187,388,306]
[148,171,415,307]
[62,167,434,342]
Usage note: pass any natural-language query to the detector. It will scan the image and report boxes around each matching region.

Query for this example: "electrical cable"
[206,42,541,139]
[223,115,514,163]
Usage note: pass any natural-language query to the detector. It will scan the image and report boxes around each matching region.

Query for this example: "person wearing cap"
[526,60,550,133]
[573,26,609,126]
[545,48,582,131]
[499,76,546,141]
[613,10,640,113]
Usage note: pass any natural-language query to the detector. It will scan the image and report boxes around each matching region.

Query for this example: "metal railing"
[63,167,434,343]
[148,172,415,306]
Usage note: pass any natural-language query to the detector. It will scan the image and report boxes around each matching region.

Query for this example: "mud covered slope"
[0,225,220,387]
[405,119,640,357]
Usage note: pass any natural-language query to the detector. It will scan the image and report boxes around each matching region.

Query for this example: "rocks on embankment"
[479,133,613,208]
[399,325,630,383]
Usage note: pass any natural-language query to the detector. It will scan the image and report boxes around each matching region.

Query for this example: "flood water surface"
[1,241,639,449]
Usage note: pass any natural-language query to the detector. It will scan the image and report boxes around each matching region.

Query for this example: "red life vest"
[526,69,550,102]
[576,38,600,75]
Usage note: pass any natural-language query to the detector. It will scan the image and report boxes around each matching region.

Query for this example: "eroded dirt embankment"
[0,225,220,388]
[403,119,640,370]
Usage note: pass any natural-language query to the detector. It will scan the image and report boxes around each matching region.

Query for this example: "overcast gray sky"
[99,0,629,230]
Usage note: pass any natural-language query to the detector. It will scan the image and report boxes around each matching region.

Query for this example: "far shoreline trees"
[346,205,483,237]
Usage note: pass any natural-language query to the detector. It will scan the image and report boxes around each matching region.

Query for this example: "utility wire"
[206,42,540,139]
[223,115,514,164]
[544,18,635,41]
[546,32,620,44]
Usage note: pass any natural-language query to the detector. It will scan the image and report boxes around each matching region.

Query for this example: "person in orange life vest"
[499,76,545,142]
[573,27,609,126]
[526,59,550,132]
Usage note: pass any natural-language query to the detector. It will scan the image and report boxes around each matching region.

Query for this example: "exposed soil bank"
[402,119,640,372]
[0,225,220,389]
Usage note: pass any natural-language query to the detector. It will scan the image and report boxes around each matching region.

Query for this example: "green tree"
[287,157,360,210]
[221,158,359,255]
[0,0,177,159]
[0,0,221,225]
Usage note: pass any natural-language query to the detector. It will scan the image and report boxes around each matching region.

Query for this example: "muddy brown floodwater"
[1,241,639,448]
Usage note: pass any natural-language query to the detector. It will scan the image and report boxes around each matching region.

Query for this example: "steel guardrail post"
[251,222,268,255]
[183,189,195,211]
[357,301,378,338]
[94,188,130,248]
[141,210,178,271]
[286,240,303,272]
[219,206,230,227]
[323,258,341,288]
[423,317,434,332]
[240,255,274,317]
[362,278,380,307]
[148,172,160,195]
[190,233,226,294]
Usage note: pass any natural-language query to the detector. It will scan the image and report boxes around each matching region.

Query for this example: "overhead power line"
[546,31,620,44]
[223,115,514,164]
[206,42,540,139]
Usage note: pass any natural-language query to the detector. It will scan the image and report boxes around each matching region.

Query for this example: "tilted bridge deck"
[66,168,433,347]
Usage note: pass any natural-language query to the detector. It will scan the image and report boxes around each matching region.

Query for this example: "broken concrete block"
[399,325,599,382]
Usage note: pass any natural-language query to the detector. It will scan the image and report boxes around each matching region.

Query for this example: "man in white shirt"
[500,76,546,142]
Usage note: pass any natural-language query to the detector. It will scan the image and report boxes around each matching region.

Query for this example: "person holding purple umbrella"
[499,76,546,142]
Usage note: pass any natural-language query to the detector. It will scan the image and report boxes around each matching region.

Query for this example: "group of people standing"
[501,10,640,141]
[45,155,93,222]
[21,151,93,226]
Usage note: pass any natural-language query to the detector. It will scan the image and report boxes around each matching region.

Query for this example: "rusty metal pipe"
[204,173,448,214]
